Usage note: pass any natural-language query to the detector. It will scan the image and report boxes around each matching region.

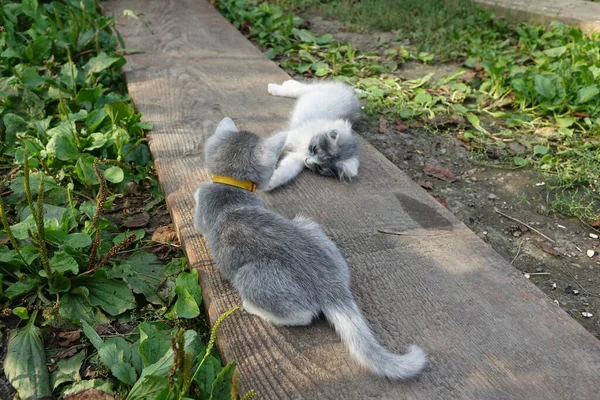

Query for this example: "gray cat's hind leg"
[243,300,314,326]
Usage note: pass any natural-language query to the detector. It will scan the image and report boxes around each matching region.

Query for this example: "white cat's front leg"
[267,80,307,98]
[264,153,306,191]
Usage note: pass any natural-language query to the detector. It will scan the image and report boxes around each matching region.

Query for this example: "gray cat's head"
[204,118,286,189]
[305,119,360,180]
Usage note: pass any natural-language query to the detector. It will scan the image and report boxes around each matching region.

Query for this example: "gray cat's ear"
[328,130,339,144]
[265,131,287,156]
[215,117,238,135]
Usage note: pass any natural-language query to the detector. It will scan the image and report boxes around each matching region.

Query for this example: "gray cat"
[194,118,427,379]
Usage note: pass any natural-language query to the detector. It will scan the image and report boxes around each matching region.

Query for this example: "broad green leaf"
[50,252,79,275]
[543,46,566,58]
[105,102,134,125]
[113,229,145,245]
[45,122,80,161]
[5,276,38,299]
[176,269,202,306]
[209,361,236,400]
[193,354,223,399]
[85,132,108,151]
[86,108,108,132]
[63,378,114,396]
[533,75,556,100]
[172,288,200,318]
[12,307,29,320]
[74,270,136,316]
[22,0,38,17]
[64,232,93,249]
[104,166,124,183]
[315,33,333,44]
[576,85,599,104]
[126,375,169,400]
[48,274,71,294]
[292,28,316,43]
[75,156,100,186]
[122,252,168,305]
[166,269,203,319]
[127,330,201,399]
[77,86,103,105]
[59,287,111,325]
[533,145,549,156]
[138,322,172,367]
[48,135,80,161]
[85,53,123,77]
[81,320,104,350]
[99,341,124,367]
[51,350,85,389]
[19,203,67,223]
[111,362,137,386]
[20,67,45,89]
[513,156,528,167]
[5,320,52,399]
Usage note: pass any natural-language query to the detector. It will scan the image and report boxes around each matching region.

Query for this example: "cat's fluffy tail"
[322,298,427,380]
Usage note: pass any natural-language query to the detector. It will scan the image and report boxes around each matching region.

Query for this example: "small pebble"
[557,224,566,229]
[588,250,597,258]
[488,193,498,200]
[551,283,557,290]
[582,312,593,318]
[536,182,545,186]
[573,289,580,295]
[590,233,599,239]
[554,299,560,305]
[524,273,531,279]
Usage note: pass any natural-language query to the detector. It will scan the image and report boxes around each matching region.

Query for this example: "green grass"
[216,0,600,223]
[324,0,507,61]
[0,1,247,398]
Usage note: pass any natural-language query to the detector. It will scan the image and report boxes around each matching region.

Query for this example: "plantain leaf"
[4,319,52,399]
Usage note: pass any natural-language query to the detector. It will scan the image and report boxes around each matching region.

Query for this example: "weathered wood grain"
[103,1,600,398]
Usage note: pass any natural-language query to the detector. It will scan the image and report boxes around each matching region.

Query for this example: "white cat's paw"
[267,83,282,96]
[281,79,299,87]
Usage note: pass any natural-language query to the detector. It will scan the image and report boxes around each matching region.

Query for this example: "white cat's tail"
[322,298,427,380]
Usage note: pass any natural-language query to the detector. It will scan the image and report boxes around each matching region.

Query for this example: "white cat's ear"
[215,117,238,135]
[338,158,359,180]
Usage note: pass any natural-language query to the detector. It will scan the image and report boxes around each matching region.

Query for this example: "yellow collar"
[212,175,256,193]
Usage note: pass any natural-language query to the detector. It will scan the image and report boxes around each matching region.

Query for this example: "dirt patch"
[301,12,600,338]
[304,12,462,80]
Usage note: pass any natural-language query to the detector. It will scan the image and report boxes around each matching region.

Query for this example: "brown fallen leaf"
[534,241,561,257]
[64,389,116,400]
[423,164,457,182]
[395,120,409,132]
[460,70,477,82]
[433,196,448,208]
[152,224,178,243]
[57,330,81,347]
[0,237,9,245]
[474,61,482,71]
[54,346,79,361]
[378,118,388,134]
[122,211,150,228]
[125,181,140,196]
[590,220,600,228]
[415,180,433,190]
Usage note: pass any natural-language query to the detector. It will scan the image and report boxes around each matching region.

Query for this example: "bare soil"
[303,12,600,338]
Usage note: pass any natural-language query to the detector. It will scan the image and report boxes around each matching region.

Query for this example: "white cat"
[264,80,361,191]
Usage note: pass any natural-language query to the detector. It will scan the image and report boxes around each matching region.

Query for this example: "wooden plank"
[103,1,600,398]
